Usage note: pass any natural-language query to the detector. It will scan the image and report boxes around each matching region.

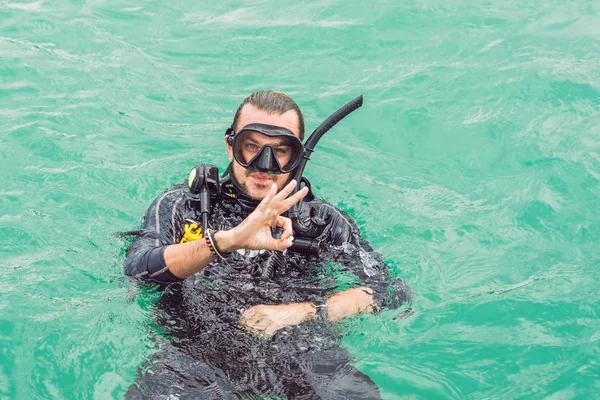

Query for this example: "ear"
[224,135,233,161]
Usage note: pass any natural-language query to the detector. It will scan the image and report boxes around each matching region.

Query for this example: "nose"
[249,146,281,173]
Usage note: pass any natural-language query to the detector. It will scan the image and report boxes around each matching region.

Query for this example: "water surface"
[1,0,599,398]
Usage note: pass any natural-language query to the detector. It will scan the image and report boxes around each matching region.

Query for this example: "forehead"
[236,104,300,138]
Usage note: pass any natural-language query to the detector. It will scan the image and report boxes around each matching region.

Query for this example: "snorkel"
[259,95,363,279]
[288,94,364,238]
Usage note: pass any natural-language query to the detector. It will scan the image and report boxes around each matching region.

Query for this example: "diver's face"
[226,104,301,200]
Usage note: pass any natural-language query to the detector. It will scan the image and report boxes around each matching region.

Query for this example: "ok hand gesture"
[216,180,309,253]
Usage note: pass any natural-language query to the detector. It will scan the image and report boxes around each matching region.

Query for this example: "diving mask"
[225,123,304,174]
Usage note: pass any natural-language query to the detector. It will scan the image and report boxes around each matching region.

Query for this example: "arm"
[124,186,224,281]
[125,181,309,282]
[240,288,377,337]
[124,187,188,283]
[317,202,412,310]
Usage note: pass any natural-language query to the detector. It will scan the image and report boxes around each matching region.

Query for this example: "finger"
[256,183,278,211]
[239,310,252,324]
[279,186,309,211]
[243,316,263,330]
[276,216,293,240]
[271,179,297,203]
[274,236,294,252]
[265,326,277,337]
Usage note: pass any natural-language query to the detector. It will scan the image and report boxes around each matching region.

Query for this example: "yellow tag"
[180,222,203,243]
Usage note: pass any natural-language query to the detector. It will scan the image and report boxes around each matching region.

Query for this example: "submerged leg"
[124,337,379,399]
[293,346,381,400]
[124,346,238,400]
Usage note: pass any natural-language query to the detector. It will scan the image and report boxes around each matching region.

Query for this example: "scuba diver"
[124,90,412,399]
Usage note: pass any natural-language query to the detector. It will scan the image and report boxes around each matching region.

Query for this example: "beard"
[230,168,278,200]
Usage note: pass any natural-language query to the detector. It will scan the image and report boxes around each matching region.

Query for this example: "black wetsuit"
[124,169,412,399]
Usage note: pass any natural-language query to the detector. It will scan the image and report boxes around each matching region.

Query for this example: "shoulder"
[143,183,194,225]
[304,198,360,245]
[149,184,191,209]
[308,199,357,225]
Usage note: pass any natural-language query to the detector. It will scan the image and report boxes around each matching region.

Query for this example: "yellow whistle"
[180,222,203,243]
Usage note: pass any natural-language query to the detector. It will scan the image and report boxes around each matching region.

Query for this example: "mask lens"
[232,129,303,173]
[233,131,261,166]
[271,137,295,168]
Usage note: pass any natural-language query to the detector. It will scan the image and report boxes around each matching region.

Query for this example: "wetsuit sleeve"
[314,203,413,309]
[124,188,187,283]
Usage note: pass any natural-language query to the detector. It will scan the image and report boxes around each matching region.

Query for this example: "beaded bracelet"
[204,229,229,261]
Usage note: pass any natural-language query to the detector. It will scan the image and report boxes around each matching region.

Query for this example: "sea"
[1,0,599,398]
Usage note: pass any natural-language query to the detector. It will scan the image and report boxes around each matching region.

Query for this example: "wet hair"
[232,90,305,140]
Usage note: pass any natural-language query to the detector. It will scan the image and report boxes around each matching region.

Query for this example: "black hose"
[292,95,363,185]
[261,250,285,279]
[264,95,365,276]
[261,227,286,279]
[290,95,364,237]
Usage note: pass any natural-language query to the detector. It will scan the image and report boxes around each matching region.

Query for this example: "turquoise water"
[2,0,600,398]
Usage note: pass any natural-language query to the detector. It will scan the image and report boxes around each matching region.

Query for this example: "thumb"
[273,236,294,252]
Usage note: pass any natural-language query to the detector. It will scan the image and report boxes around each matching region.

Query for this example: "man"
[124,91,411,399]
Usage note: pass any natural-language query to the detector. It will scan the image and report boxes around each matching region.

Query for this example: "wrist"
[213,229,239,253]
[308,300,328,321]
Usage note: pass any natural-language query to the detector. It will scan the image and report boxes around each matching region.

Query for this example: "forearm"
[163,239,216,279]
[325,287,377,322]
[240,287,377,336]
[165,230,240,279]
[293,287,378,323]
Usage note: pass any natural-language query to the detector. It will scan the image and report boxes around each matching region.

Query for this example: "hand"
[240,303,316,337]
[217,180,309,253]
